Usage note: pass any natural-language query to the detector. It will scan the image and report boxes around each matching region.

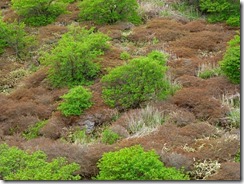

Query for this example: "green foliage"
[58,86,93,116]
[95,145,189,180]
[0,16,36,58]
[41,25,110,87]
[220,34,240,84]
[11,0,68,26]
[199,0,240,26]
[79,0,141,25]
[234,149,240,162]
[101,129,120,144]
[198,67,221,79]
[120,51,131,61]
[23,120,48,140]
[102,51,171,110]
[0,144,80,180]
[171,1,201,20]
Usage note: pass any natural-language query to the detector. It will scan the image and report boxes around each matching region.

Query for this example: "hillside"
[0,0,240,181]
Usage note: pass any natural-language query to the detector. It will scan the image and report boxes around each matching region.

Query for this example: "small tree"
[220,34,240,84]
[58,86,93,116]
[41,24,110,87]
[11,0,68,26]
[96,145,189,180]
[79,0,141,25]
[0,16,36,58]
[0,144,80,180]
[101,51,171,110]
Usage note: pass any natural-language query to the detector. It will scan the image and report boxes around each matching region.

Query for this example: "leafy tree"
[101,51,171,110]
[199,0,240,26]
[58,86,93,116]
[0,144,80,180]
[95,145,189,180]
[79,0,141,25]
[0,16,36,58]
[220,34,240,84]
[11,0,68,26]
[41,24,110,87]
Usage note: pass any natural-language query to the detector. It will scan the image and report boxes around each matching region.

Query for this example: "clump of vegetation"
[0,16,36,58]
[234,149,240,162]
[188,159,221,180]
[220,34,240,84]
[126,105,166,137]
[11,0,68,26]
[0,144,80,180]
[95,145,189,180]
[41,25,110,87]
[102,51,172,110]
[199,0,240,26]
[120,51,131,61]
[58,86,93,117]
[198,67,221,79]
[79,0,141,25]
[101,129,120,145]
[23,120,48,140]
[171,1,201,20]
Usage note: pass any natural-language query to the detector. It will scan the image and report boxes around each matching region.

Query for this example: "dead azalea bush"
[172,88,229,123]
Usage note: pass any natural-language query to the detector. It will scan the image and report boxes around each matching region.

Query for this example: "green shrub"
[0,144,80,180]
[198,67,221,79]
[120,51,131,61]
[220,34,240,84]
[95,145,189,180]
[0,16,36,58]
[199,0,240,26]
[58,86,93,116]
[41,25,110,87]
[101,129,120,144]
[102,51,171,110]
[23,120,48,140]
[79,0,141,25]
[11,0,68,26]
[234,149,240,162]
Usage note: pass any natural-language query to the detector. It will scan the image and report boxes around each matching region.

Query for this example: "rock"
[84,120,95,134]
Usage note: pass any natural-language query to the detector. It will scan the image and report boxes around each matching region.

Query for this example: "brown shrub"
[38,24,68,43]
[160,151,193,171]
[172,88,229,122]
[168,109,196,127]
[56,2,80,24]
[206,162,240,180]
[175,75,203,88]
[169,47,197,58]
[24,68,48,88]
[192,135,239,163]
[40,114,65,140]
[170,31,230,52]
[183,20,207,32]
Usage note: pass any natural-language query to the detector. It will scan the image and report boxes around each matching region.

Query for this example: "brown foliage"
[24,68,48,88]
[206,162,240,180]
[172,87,229,122]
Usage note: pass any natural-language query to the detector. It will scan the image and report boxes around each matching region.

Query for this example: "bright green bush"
[220,34,240,84]
[102,51,171,110]
[120,51,131,61]
[11,0,68,26]
[41,25,110,87]
[58,86,93,116]
[0,144,80,180]
[79,0,141,25]
[0,16,36,58]
[95,145,189,180]
[101,129,120,144]
[199,0,240,26]
[23,120,48,140]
